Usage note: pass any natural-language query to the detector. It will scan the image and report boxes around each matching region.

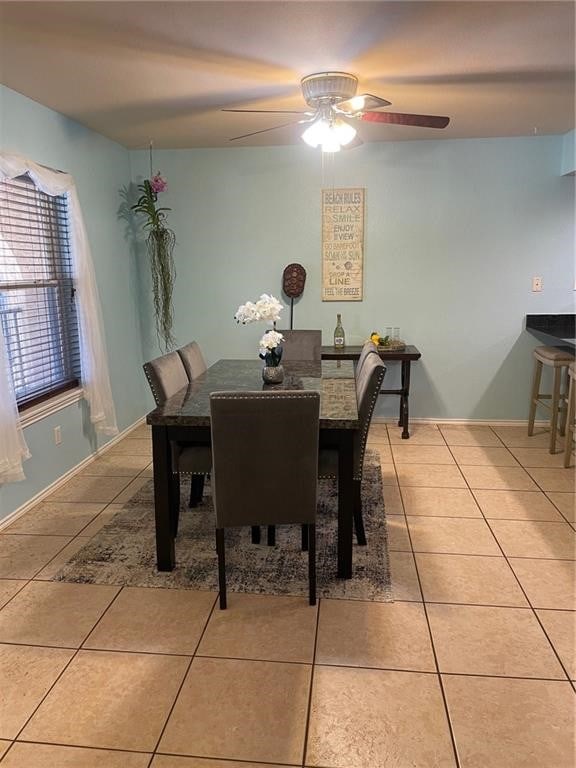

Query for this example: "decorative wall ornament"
[282,263,307,329]
[321,188,364,302]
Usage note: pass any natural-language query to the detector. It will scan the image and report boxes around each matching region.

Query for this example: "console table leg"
[400,361,412,439]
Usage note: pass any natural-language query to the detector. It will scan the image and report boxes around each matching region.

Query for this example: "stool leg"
[549,366,562,453]
[559,367,570,437]
[564,376,575,468]
[528,360,542,436]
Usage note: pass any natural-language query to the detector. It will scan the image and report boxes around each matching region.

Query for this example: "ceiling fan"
[222,71,450,151]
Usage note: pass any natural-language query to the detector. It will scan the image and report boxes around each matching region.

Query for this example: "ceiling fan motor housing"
[301,72,358,107]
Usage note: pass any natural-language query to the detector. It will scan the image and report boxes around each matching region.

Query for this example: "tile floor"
[0,421,574,767]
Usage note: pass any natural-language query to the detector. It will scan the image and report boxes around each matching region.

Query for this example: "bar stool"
[528,346,575,453]
[564,362,575,468]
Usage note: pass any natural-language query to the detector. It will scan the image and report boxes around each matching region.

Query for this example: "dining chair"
[317,353,386,547]
[356,339,379,376]
[178,340,207,381]
[279,329,322,361]
[210,390,320,609]
[143,351,212,525]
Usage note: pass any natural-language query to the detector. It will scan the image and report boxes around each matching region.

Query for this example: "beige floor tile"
[439,425,502,447]
[380,463,398,485]
[316,600,435,671]
[526,467,576,492]
[547,492,576,522]
[407,516,501,555]
[450,446,518,466]
[473,489,565,521]
[113,475,151,504]
[125,423,151,440]
[48,476,133,503]
[21,649,188,751]
[0,534,71,579]
[0,581,118,648]
[460,465,538,491]
[369,421,389,437]
[389,551,423,601]
[160,657,311,764]
[416,553,528,607]
[33,537,91,580]
[306,666,456,768]
[401,487,482,517]
[152,757,284,768]
[0,743,151,767]
[79,506,122,538]
[366,442,392,462]
[488,519,576,559]
[108,438,152,456]
[383,484,403,513]
[396,464,466,488]
[427,604,564,678]
[443,675,575,768]
[5,502,106,536]
[510,447,571,468]
[197,593,316,663]
[0,579,27,609]
[387,515,412,551]
[388,424,446,445]
[141,463,154,477]
[492,424,558,448]
[85,587,215,655]
[0,741,10,759]
[536,609,576,680]
[509,558,575,610]
[78,454,151,477]
[392,444,455,465]
[0,643,74,739]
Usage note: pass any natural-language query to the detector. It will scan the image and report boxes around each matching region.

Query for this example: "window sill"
[20,387,84,428]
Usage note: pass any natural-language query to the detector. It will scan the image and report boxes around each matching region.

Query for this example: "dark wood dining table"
[146,358,359,579]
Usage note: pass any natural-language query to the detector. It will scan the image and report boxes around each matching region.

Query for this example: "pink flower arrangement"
[150,172,167,194]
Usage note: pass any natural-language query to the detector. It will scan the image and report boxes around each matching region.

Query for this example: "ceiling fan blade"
[337,94,391,113]
[362,111,450,128]
[222,109,309,114]
[228,120,302,141]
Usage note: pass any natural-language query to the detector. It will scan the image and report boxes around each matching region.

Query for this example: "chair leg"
[352,479,367,546]
[251,526,261,544]
[301,524,309,552]
[170,473,180,537]
[189,475,205,508]
[550,366,562,453]
[267,525,276,546]
[559,367,570,437]
[564,376,575,468]
[308,523,316,606]
[528,359,542,436]
[216,528,226,609]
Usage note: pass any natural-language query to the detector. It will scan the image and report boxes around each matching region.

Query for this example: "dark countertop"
[321,344,421,361]
[526,314,575,349]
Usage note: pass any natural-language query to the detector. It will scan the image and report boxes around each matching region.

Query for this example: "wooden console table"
[321,344,422,439]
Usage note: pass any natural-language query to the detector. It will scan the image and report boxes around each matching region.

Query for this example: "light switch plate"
[532,276,543,292]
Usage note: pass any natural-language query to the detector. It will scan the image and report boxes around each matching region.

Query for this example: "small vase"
[262,364,284,385]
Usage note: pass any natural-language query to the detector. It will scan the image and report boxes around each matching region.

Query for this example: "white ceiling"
[0,1,574,149]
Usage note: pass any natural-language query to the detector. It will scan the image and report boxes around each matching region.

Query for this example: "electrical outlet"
[532,276,543,292]
[54,426,62,445]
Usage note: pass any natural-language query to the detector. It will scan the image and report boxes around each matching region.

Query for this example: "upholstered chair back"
[178,341,207,381]
[279,330,322,361]
[143,351,189,406]
[353,354,386,479]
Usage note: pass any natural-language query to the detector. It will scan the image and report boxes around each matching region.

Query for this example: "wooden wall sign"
[321,187,364,301]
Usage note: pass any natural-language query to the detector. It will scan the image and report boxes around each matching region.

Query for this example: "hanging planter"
[131,156,176,351]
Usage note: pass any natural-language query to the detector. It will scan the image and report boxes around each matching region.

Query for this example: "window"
[0,175,80,410]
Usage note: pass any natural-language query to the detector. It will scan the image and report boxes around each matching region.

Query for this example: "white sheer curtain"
[0,152,118,484]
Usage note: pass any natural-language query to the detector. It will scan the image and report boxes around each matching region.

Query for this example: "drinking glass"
[393,327,400,341]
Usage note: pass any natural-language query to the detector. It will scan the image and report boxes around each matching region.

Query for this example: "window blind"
[0,175,80,409]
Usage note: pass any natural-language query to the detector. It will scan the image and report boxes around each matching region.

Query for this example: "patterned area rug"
[54,451,392,601]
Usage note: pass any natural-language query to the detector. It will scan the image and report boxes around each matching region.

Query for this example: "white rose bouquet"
[258,329,284,367]
[234,294,283,325]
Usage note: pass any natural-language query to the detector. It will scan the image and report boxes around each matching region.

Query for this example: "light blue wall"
[561,129,575,175]
[130,136,574,422]
[0,86,147,520]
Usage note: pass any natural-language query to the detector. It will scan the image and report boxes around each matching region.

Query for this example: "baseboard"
[0,416,147,532]
[372,417,549,427]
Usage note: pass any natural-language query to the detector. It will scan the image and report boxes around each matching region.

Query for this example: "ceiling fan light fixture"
[301,116,356,152]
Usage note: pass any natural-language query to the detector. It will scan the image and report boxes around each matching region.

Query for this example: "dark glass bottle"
[334,313,345,348]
